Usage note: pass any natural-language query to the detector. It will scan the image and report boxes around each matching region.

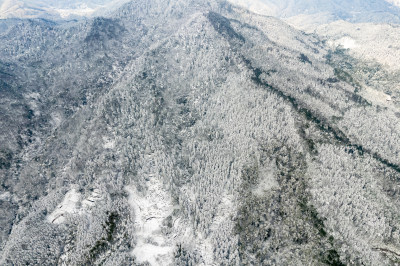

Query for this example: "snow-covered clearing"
[47,188,81,224]
[47,188,103,224]
[125,166,176,266]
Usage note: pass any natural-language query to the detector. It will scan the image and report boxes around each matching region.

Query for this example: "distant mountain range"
[2,0,400,23]
[0,0,130,20]
[229,0,400,24]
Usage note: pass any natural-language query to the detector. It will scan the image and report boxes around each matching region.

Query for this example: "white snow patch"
[133,244,174,265]
[51,112,63,128]
[82,188,102,208]
[23,92,41,116]
[24,92,40,100]
[326,36,357,50]
[335,37,357,49]
[361,86,394,107]
[126,172,176,266]
[47,188,104,224]
[253,161,279,197]
[47,188,81,224]
[103,136,115,149]
[0,191,11,201]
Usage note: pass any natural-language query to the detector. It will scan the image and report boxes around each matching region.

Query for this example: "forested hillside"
[0,0,400,265]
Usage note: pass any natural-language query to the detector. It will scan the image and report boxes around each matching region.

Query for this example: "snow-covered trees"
[1,0,400,265]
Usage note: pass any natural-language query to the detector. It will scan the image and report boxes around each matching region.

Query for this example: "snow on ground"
[82,188,102,208]
[51,112,63,128]
[330,36,357,49]
[0,191,11,201]
[47,188,81,224]
[125,157,176,266]
[47,188,103,224]
[125,152,243,265]
[252,160,279,197]
[103,136,116,149]
[361,86,394,107]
